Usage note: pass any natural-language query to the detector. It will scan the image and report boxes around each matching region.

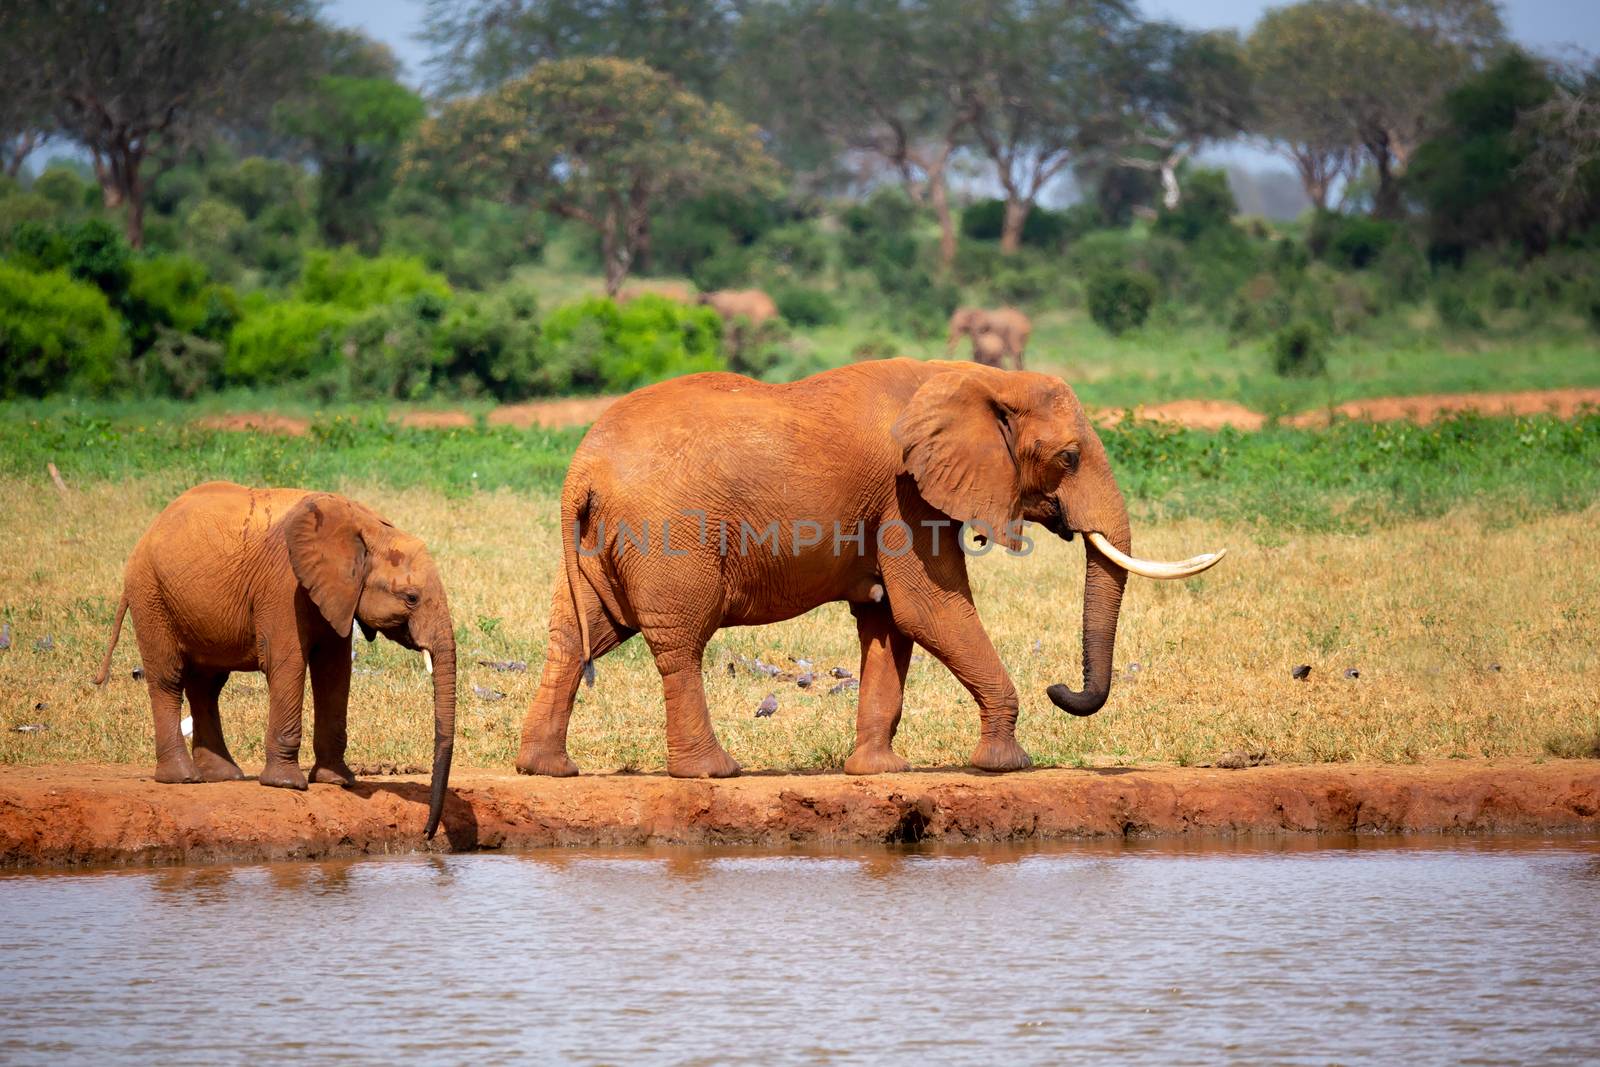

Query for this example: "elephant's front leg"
[882,544,1030,773]
[843,600,914,775]
[258,636,310,790]
[308,638,356,786]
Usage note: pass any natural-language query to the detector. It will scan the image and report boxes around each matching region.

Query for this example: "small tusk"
[1087,531,1226,580]
[180,715,193,738]
[423,650,434,674]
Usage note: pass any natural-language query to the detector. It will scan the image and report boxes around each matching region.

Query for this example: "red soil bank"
[2,760,1597,870]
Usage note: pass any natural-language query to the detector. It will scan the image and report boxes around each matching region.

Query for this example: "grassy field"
[2,420,1597,772]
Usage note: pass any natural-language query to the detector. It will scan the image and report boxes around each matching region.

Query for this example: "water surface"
[4,836,1599,1064]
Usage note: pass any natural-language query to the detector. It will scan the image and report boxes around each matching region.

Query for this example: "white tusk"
[1086,531,1227,580]
[180,715,193,738]
[423,650,434,674]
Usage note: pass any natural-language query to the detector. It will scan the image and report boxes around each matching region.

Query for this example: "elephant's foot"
[193,748,246,783]
[971,735,1032,773]
[258,759,309,791]
[310,761,356,787]
[153,754,201,784]
[667,746,741,779]
[515,746,580,777]
[844,744,911,775]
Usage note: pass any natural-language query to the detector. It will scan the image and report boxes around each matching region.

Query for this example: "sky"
[326,0,1600,90]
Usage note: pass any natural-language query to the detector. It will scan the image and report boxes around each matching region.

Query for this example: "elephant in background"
[699,288,780,326]
[95,482,457,838]
[517,359,1222,781]
[948,307,1032,370]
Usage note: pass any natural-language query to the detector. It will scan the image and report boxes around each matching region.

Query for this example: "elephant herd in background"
[97,349,1223,838]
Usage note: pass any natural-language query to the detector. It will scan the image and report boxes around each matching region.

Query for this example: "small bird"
[796,671,815,689]
[756,694,778,717]
[828,666,853,679]
[1125,661,1143,676]
[726,661,736,677]
[791,656,813,670]
[1488,663,1502,673]
[1291,664,1312,681]
[1343,668,1360,680]
[828,678,859,695]
[0,622,10,650]
[1031,639,1043,655]
[473,685,507,701]
[34,635,53,652]
[10,723,47,734]
[478,659,528,672]
[131,665,145,680]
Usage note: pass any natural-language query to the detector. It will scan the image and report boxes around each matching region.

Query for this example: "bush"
[1087,269,1158,335]
[339,293,449,400]
[689,244,753,292]
[225,300,353,385]
[771,285,840,327]
[0,192,57,233]
[383,190,544,288]
[1152,169,1237,242]
[32,168,91,212]
[988,257,1059,304]
[183,198,251,280]
[0,263,129,397]
[542,294,723,393]
[1308,211,1397,270]
[435,283,545,398]
[298,249,451,310]
[1271,320,1328,378]
[139,329,226,399]
[752,222,830,278]
[841,189,920,270]
[210,157,306,221]
[1434,285,1486,330]
[62,218,132,300]
[960,199,1070,248]
[127,255,239,344]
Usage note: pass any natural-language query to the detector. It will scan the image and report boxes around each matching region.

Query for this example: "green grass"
[4,402,1598,534]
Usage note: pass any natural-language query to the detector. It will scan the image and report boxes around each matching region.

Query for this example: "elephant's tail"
[561,480,594,679]
[93,592,128,687]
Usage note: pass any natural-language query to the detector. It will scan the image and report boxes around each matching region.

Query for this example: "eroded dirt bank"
[3,760,1598,870]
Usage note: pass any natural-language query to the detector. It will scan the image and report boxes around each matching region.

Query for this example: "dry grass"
[2,476,1597,773]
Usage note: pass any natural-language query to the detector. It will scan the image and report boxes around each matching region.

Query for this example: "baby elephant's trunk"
[423,619,457,840]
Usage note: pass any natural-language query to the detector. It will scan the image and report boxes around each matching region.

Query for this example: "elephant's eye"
[403,591,420,608]
[1058,449,1081,472]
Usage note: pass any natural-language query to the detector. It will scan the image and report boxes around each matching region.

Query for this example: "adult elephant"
[517,360,1222,779]
[95,482,457,838]
[698,288,780,326]
[948,307,1032,371]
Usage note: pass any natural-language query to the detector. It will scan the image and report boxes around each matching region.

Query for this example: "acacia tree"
[1246,0,1503,218]
[957,0,1134,253]
[276,77,426,252]
[0,9,52,179]
[11,0,317,247]
[1518,62,1600,238]
[1105,25,1254,210]
[735,0,976,268]
[422,0,738,100]
[410,58,778,294]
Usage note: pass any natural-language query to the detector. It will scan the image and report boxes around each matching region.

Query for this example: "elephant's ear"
[284,494,368,638]
[892,371,1024,549]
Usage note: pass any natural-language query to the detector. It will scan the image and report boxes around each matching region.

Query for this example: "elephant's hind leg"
[517,581,634,777]
[149,672,199,784]
[185,669,244,782]
[844,601,913,775]
[639,608,737,778]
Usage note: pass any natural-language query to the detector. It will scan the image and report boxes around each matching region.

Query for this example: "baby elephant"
[95,482,457,837]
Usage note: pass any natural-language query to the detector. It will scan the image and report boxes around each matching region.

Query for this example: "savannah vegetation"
[1,0,1598,771]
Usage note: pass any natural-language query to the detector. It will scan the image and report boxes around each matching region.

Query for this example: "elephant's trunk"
[1046,502,1130,717]
[423,615,457,840]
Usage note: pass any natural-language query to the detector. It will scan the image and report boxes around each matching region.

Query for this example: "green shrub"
[1308,211,1397,270]
[5,220,69,272]
[752,222,830,278]
[1152,169,1237,242]
[298,249,451,310]
[339,293,449,400]
[138,329,226,399]
[383,190,543,288]
[1434,285,1486,330]
[542,294,722,393]
[32,168,91,212]
[127,256,239,344]
[435,283,545,398]
[1374,239,1429,305]
[1087,268,1158,335]
[210,157,306,221]
[0,192,57,233]
[225,299,353,384]
[960,199,1070,248]
[183,198,250,280]
[689,244,753,292]
[989,257,1058,303]
[841,189,920,269]
[0,263,129,397]
[62,218,132,300]
[771,285,840,327]
[1271,320,1328,377]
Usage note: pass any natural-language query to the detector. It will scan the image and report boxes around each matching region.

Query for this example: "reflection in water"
[3,836,1600,1064]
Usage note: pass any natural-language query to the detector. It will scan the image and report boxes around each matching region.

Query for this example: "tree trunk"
[1364,130,1402,220]
[999,197,1030,254]
[929,172,957,270]
[123,152,146,250]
